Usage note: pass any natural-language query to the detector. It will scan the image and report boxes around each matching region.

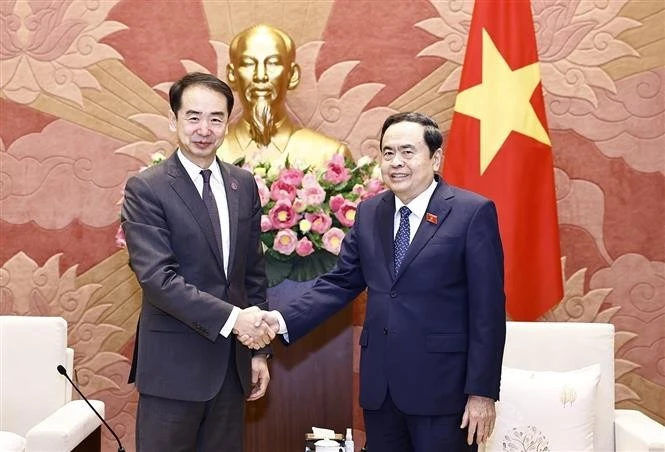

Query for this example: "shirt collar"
[232,116,297,153]
[394,179,438,220]
[176,149,222,184]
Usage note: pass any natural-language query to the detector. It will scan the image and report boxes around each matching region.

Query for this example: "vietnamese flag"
[443,0,563,320]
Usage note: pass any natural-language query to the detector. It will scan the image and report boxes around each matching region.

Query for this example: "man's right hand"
[233,306,275,349]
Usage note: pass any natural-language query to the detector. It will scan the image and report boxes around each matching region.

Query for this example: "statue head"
[227,25,301,146]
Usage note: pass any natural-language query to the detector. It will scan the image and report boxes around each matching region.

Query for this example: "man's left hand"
[246,355,270,401]
[460,395,496,445]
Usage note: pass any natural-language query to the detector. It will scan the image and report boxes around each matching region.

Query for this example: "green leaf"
[266,248,293,262]
[261,232,275,248]
[265,255,294,287]
[287,250,338,282]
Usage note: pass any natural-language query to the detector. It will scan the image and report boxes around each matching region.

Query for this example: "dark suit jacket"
[281,178,505,416]
[122,152,266,402]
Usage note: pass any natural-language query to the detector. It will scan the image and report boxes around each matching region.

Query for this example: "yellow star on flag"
[454,28,551,174]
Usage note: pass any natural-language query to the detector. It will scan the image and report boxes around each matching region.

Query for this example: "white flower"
[356,155,373,167]
[371,164,383,181]
[150,152,166,163]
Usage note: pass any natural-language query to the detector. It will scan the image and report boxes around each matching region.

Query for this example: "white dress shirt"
[176,150,239,337]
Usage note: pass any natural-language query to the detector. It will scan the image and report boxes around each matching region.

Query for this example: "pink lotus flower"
[255,177,271,206]
[298,182,326,206]
[329,194,346,212]
[261,215,273,232]
[334,200,358,227]
[361,178,384,200]
[292,198,307,213]
[322,228,345,255]
[273,229,298,255]
[268,199,299,229]
[270,179,297,202]
[295,237,315,257]
[352,183,365,196]
[323,154,351,184]
[306,212,333,234]
[279,168,304,186]
[115,225,126,248]
[365,178,383,195]
[301,173,319,188]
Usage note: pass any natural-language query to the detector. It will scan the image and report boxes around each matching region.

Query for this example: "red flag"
[443,0,563,320]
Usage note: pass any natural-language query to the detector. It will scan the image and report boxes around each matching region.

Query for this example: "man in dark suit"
[251,112,505,451]
[121,72,274,452]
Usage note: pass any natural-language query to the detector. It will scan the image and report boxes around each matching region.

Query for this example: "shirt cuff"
[271,310,290,342]
[220,306,241,337]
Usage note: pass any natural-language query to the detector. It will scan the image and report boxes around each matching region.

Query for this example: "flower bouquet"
[247,153,384,286]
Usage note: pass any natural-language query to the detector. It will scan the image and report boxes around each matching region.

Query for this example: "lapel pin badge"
[231,181,239,190]
[426,212,438,224]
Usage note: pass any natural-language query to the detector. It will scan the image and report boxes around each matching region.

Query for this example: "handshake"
[232,306,281,350]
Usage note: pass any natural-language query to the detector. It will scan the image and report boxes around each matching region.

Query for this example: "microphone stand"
[57,365,125,452]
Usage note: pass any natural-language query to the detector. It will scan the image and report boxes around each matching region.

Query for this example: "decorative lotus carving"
[0,0,126,105]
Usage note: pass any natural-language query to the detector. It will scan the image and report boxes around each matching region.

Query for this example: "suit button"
[390,291,397,298]
[383,328,388,335]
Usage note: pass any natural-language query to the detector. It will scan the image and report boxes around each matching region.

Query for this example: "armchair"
[0,316,105,452]
[481,321,665,451]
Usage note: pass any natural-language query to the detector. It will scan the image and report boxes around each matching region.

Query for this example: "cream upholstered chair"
[481,321,665,452]
[0,316,104,452]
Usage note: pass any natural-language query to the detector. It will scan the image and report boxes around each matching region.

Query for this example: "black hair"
[379,112,443,156]
[169,72,234,117]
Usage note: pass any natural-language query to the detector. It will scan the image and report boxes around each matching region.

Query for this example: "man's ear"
[227,63,237,88]
[433,148,443,172]
[168,110,177,133]
[288,63,301,90]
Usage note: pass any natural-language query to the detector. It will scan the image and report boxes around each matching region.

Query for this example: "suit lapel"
[167,153,226,273]
[219,160,239,279]
[393,180,454,285]
[376,191,397,280]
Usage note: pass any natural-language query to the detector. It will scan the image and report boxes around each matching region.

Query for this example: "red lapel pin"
[426,212,438,224]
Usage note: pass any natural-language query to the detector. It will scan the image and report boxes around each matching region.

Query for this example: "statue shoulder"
[289,128,351,157]
[217,127,243,164]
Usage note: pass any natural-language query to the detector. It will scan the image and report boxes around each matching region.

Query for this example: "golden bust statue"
[218,24,350,168]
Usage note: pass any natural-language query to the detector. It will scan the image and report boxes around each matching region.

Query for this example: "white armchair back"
[0,316,71,437]
[501,321,615,451]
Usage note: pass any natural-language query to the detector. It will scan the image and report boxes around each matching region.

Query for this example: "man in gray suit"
[122,72,274,451]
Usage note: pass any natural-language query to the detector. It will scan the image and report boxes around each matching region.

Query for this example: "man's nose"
[391,153,405,167]
[254,63,268,82]
[197,120,211,135]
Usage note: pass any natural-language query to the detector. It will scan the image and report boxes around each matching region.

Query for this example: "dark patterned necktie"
[393,206,411,274]
[200,169,223,260]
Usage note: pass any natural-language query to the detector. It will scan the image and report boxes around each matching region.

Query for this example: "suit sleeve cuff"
[220,306,241,337]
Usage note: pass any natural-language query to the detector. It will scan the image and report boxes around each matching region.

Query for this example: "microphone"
[57,364,126,452]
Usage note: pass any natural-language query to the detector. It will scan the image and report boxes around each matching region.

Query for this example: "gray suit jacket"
[122,152,266,401]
